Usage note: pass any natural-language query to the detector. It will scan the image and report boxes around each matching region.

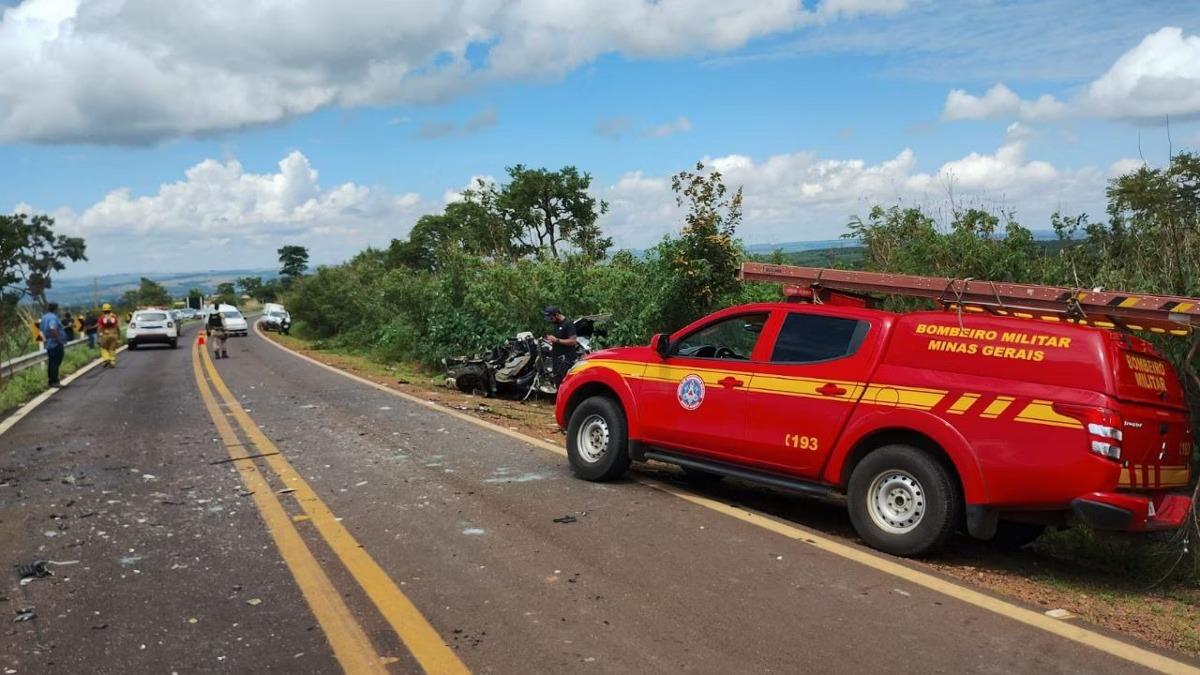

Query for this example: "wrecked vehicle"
[445,315,608,399]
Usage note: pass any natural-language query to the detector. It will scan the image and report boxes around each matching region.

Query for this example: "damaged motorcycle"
[444,314,608,400]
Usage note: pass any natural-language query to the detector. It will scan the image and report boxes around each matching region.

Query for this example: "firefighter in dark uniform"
[543,306,577,384]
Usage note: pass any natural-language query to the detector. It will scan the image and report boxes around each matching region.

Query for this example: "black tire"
[128,342,138,350]
[566,396,630,481]
[990,522,1045,551]
[170,339,178,349]
[454,364,490,397]
[682,466,725,487]
[847,444,961,557]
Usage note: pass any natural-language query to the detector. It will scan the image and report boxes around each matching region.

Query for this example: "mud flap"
[965,504,998,540]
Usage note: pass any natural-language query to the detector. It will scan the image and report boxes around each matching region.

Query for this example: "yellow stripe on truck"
[946,393,980,415]
[980,396,1015,419]
[1014,400,1080,429]
[574,360,1091,430]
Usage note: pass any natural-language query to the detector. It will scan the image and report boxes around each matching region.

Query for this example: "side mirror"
[652,333,671,359]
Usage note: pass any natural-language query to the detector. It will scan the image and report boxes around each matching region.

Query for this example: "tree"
[846,205,1039,282]
[237,276,264,299]
[135,277,171,307]
[215,282,238,306]
[495,165,610,260]
[652,162,744,330]
[0,213,87,308]
[278,245,310,285]
[186,287,204,310]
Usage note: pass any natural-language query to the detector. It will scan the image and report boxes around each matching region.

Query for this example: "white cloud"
[20,151,429,273]
[1108,158,1147,177]
[603,136,1105,247]
[942,84,1066,122]
[0,0,903,145]
[1080,27,1200,121]
[817,0,908,20]
[943,27,1200,124]
[443,175,497,204]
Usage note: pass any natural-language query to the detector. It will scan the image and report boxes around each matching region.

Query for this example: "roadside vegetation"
[0,344,100,415]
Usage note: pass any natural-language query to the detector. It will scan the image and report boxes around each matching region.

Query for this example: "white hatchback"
[127,309,179,349]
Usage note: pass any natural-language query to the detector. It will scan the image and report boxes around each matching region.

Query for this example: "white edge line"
[0,345,129,438]
[253,322,1199,674]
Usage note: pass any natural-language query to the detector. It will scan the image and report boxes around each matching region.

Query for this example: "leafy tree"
[215,282,238,306]
[237,276,264,299]
[495,165,610,260]
[278,245,310,285]
[652,162,744,330]
[847,205,1039,282]
[186,287,205,310]
[134,277,171,307]
[0,213,87,308]
[256,278,282,303]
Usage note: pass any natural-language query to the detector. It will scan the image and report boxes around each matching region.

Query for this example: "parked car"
[127,309,178,349]
[555,300,1194,557]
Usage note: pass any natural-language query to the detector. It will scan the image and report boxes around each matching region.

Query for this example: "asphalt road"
[1,323,1194,674]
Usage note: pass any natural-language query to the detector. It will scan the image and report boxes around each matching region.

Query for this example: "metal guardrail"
[1,337,90,379]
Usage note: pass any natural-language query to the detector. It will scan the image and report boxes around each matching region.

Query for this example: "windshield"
[136,312,167,321]
[222,311,243,319]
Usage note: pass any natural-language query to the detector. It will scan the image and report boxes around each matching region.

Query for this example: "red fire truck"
[555,263,1197,556]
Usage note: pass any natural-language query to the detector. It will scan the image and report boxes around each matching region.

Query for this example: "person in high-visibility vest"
[98,304,121,368]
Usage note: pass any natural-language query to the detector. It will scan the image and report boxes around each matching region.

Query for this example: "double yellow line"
[192,340,469,675]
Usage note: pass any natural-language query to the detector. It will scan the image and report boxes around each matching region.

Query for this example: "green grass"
[0,344,101,415]
[1031,524,1200,590]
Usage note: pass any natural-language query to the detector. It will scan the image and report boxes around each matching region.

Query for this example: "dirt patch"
[263,330,1200,659]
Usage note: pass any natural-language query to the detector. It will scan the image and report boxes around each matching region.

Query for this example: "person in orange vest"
[98,304,121,368]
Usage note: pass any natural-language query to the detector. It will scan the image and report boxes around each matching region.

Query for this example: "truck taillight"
[1054,403,1123,461]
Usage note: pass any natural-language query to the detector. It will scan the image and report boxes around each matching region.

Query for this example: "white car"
[260,307,291,332]
[127,309,179,349]
[214,305,249,336]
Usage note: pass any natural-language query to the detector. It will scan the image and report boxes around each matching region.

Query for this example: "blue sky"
[2,0,1198,276]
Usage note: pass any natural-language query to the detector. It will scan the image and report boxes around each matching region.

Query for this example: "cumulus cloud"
[942,84,1066,122]
[942,27,1200,123]
[20,151,428,273]
[0,0,903,145]
[602,136,1104,247]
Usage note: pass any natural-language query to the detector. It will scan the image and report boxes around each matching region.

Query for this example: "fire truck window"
[771,313,868,363]
[675,313,769,360]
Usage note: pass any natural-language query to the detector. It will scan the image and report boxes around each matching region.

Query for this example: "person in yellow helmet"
[98,304,121,367]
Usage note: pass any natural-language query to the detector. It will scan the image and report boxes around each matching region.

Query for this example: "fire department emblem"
[677,374,705,411]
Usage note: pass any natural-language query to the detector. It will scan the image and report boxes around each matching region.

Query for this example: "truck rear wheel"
[566,396,630,482]
[847,444,960,557]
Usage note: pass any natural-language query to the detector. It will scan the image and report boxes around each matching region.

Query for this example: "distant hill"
[49,269,278,307]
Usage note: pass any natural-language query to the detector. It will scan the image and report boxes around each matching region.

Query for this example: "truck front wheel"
[566,396,630,482]
[847,444,960,557]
